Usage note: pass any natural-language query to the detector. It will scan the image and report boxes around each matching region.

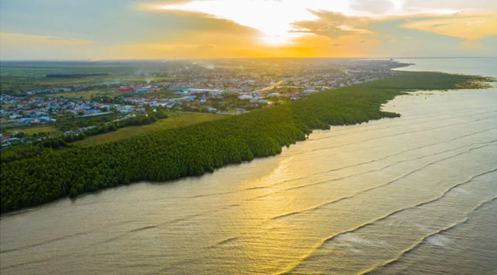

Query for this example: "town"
[0,59,408,148]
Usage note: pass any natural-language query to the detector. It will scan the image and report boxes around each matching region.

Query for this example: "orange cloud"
[401,12,497,40]
[291,11,374,39]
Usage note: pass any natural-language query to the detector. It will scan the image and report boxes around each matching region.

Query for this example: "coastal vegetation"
[32,109,169,148]
[75,112,226,146]
[0,71,493,213]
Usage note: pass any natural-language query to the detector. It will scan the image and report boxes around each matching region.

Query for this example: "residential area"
[1,59,408,148]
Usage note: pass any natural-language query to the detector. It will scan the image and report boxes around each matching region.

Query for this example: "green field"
[5,125,59,135]
[39,88,184,99]
[1,104,17,109]
[75,112,226,146]
[0,121,22,126]
[0,61,180,93]
[39,89,121,99]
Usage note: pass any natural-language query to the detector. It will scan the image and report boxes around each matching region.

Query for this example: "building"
[175,90,189,95]
[118,87,135,92]
[39,116,56,122]
[238,95,252,100]
[118,105,135,114]
[302,90,319,95]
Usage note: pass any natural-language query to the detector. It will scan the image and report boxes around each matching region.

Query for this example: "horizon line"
[1,56,496,63]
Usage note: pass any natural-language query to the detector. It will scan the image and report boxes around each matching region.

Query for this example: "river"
[1,58,496,275]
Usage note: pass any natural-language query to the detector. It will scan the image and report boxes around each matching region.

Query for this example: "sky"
[0,0,496,60]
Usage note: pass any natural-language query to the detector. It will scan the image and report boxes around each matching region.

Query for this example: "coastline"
[1,71,493,214]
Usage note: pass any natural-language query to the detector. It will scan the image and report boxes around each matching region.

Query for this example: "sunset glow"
[1,0,496,59]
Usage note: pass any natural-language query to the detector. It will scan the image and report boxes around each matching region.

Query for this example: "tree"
[0,72,485,213]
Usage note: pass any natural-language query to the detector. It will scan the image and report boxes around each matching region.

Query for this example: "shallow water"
[1,59,496,274]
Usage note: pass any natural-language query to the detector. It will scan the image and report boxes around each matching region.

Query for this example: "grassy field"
[39,88,184,99]
[5,125,59,135]
[75,112,226,146]
[39,89,121,99]
[0,61,180,93]
[0,121,22,126]
[1,104,16,108]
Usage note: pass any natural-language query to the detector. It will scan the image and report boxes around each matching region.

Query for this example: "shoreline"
[1,71,493,214]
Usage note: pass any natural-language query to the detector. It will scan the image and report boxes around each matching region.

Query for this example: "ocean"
[1,58,496,274]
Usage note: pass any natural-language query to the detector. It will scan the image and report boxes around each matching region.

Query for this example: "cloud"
[350,0,395,14]
[460,40,483,49]
[1,0,496,59]
[291,11,373,39]
[430,23,447,28]
[402,0,497,13]
[401,12,497,40]
[195,44,217,49]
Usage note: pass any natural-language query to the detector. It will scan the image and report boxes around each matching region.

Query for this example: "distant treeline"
[45,73,109,78]
[0,72,491,213]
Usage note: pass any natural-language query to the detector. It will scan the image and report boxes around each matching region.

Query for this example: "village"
[0,59,406,148]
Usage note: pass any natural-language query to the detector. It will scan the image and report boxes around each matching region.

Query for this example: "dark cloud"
[358,39,366,43]
[333,43,340,46]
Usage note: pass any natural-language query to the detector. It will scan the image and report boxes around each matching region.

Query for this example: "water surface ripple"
[1,58,496,274]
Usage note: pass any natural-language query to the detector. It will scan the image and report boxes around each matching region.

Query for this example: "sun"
[154,0,350,45]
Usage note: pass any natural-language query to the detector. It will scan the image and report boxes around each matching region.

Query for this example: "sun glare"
[158,0,350,45]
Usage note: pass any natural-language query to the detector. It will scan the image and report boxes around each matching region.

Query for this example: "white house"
[238,95,253,100]
[303,90,319,95]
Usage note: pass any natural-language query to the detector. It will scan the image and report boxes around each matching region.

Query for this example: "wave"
[309,114,497,151]
[0,219,134,255]
[247,129,496,202]
[205,237,240,249]
[136,125,496,205]
[310,108,495,141]
[259,140,497,202]
[129,225,158,233]
[359,196,497,275]
[274,169,497,275]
